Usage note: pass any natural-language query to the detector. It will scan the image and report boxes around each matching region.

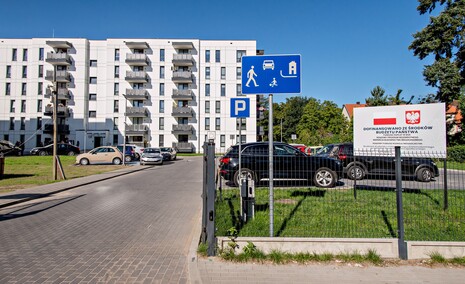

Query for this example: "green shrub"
[447,145,465,162]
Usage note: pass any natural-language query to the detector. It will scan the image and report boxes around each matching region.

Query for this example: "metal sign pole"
[269,94,274,237]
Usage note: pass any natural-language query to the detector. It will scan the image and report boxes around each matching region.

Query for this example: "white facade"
[0,38,258,153]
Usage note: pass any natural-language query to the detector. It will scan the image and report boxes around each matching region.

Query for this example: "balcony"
[44,105,69,117]
[125,53,149,66]
[125,89,148,100]
[43,124,70,134]
[173,142,194,153]
[125,41,149,49]
[172,42,194,49]
[172,71,193,83]
[125,124,148,135]
[45,88,70,100]
[172,124,193,135]
[172,89,193,101]
[46,52,72,65]
[125,106,148,117]
[125,71,148,83]
[172,54,194,66]
[46,40,72,49]
[172,107,194,117]
[45,70,71,82]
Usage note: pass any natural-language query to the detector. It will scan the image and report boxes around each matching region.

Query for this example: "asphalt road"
[0,157,203,283]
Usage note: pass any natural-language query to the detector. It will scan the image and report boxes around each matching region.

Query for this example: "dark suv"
[219,142,344,188]
[315,143,440,182]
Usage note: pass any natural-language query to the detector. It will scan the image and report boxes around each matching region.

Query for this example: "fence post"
[443,159,448,210]
[201,143,208,244]
[205,141,217,256]
[395,146,408,260]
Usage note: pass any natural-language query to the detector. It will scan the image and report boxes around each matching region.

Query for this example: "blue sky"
[0,0,435,106]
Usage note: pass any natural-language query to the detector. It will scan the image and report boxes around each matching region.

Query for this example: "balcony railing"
[45,70,71,82]
[172,89,193,100]
[45,88,70,100]
[172,124,193,134]
[43,124,70,134]
[172,54,194,66]
[46,52,72,65]
[172,107,194,117]
[125,89,148,100]
[125,106,148,117]
[125,124,148,134]
[173,142,194,153]
[125,53,149,66]
[44,105,69,117]
[125,71,148,83]
[172,71,193,83]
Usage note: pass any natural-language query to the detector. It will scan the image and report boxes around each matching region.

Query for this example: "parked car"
[219,142,344,188]
[0,140,22,156]
[160,147,177,161]
[289,144,307,153]
[116,145,136,162]
[140,148,163,165]
[315,142,440,182]
[30,143,80,156]
[76,146,123,165]
[119,144,144,160]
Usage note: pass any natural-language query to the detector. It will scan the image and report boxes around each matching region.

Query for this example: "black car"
[30,143,81,156]
[219,142,344,188]
[315,143,440,182]
[0,140,22,156]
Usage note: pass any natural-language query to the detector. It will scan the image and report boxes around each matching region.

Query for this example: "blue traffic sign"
[241,54,301,94]
[230,98,250,118]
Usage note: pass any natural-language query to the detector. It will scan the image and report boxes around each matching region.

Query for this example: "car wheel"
[125,155,132,162]
[314,167,336,188]
[39,151,47,156]
[347,165,365,180]
[67,151,76,156]
[113,157,122,165]
[80,158,89,165]
[233,168,257,187]
[416,168,433,182]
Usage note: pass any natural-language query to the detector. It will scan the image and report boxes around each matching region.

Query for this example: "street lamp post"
[123,94,127,166]
[52,65,58,180]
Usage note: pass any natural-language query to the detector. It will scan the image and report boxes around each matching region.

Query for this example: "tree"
[409,0,465,104]
[365,86,389,106]
[387,89,415,105]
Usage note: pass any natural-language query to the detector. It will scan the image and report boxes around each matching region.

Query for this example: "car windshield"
[316,145,333,155]
[144,148,160,153]
[160,147,170,151]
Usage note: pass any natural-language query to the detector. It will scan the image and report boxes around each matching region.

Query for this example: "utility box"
[240,178,255,222]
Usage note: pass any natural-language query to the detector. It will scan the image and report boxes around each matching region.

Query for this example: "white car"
[140,148,163,165]
[263,60,274,70]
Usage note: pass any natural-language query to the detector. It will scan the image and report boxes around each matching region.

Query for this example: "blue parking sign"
[230,98,250,118]
[241,54,301,94]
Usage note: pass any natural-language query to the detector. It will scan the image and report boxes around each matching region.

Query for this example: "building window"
[39,48,44,61]
[6,66,11,78]
[37,117,42,130]
[160,49,165,62]
[236,67,241,79]
[12,48,17,61]
[10,100,15,112]
[236,118,246,130]
[36,134,42,146]
[205,67,210,79]
[159,117,164,130]
[90,60,97,67]
[215,100,220,113]
[205,50,210,62]
[89,111,97,118]
[159,100,164,113]
[20,117,25,130]
[113,134,118,145]
[113,117,118,130]
[160,66,165,79]
[115,49,120,61]
[5,83,11,96]
[220,135,225,147]
[114,66,119,78]
[21,100,26,113]
[89,93,97,101]
[205,117,210,130]
[114,83,119,96]
[215,50,220,63]
[90,77,97,84]
[159,83,165,96]
[215,118,221,130]
[221,67,226,80]
[22,66,27,78]
[37,99,42,112]
[221,84,226,96]
[38,65,43,78]
[205,84,210,96]
[114,100,119,112]
[236,50,246,63]
[205,101,210,113]
[237,84,242,96]
[22,49,28,61]
[159,135,164,147]
[9,117,14,130]
[22,83,27,95]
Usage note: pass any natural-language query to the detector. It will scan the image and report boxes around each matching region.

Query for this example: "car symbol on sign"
[263,60,274,70]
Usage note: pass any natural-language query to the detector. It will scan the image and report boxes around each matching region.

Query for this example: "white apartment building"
[0,38,258,153]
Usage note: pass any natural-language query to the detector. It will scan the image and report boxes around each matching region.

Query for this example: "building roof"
[446,100,463,123]
[342,103,367,119]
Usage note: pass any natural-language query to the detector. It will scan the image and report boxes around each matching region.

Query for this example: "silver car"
[140,148,163,165]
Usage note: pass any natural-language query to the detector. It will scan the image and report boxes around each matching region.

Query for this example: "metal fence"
[214,145,465,242]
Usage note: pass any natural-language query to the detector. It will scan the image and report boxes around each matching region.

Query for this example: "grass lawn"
[0,156,123,193]
[216,187,465,241]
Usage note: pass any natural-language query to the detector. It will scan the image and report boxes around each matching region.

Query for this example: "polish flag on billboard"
[373,112,397,125]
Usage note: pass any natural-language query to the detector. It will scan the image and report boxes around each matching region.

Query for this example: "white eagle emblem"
[405,111,420,124]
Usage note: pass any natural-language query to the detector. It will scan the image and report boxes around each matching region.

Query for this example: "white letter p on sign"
[235,100,246,116]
